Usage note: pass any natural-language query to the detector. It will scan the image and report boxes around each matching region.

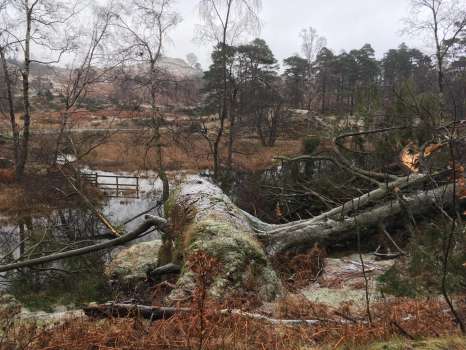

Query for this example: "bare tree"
[196,0,261,178]
[115,0,181,202]
[0,0,78,180]
[301,27,327,64]
[0,1,22,176]
[53,1,121,165]
[406,0,466,93]
[300,27,326,111]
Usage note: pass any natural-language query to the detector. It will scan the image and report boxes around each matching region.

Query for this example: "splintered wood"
[400,142,446,173]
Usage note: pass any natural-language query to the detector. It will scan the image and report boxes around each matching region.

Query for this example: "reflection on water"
[0,169,164,298]
[0,206,113,304]
[92,169,163,234]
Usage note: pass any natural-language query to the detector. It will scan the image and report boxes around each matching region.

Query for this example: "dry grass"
[0,171,102,220]
[0,297,462,350]
[0,169,15,184]
[0,184,26,216]
[0,245,464,349]
[82,131,302,173]
[274,244,327,290]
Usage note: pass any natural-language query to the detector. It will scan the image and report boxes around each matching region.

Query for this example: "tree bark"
[16,7,33,181]
[162,176,283,302]
[0,47,20,170]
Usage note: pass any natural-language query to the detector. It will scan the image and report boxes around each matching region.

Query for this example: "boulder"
[105,240,162,286]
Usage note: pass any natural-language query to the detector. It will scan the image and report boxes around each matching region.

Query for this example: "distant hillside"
[22,56,203,103]
[157,57,203,79]
[26,56,202,85]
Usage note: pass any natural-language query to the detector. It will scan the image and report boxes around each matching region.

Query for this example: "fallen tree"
[0,216,168,273]
[83,302,346,326]
[0,128,462,304]
[157,126,464,301]
[83,303,190,320]
[160,169,458,301]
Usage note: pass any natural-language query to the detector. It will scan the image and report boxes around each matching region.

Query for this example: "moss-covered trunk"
[161,176,282,302]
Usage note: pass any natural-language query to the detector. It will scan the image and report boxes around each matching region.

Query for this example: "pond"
[0,166,165,308]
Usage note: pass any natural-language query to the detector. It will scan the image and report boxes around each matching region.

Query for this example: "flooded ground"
[0,166,165,301]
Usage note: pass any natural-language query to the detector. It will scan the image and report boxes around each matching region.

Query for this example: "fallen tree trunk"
[147,263,181,281]
[160,175,457,302]
[162,176,283,302]
[83,303,190,320]
[83,302,345,326]
[264,183,454,255]
[0,216,168,273]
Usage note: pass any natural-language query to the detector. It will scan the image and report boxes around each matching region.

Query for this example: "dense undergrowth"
[1,296,464,349]
[0,251,465,349]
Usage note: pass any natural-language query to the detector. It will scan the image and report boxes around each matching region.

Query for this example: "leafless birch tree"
[115,0,181,202]
[406,0,466,93]
[0,0,78,180]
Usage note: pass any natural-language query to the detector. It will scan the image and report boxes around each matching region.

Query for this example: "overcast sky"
[165,0,420,70]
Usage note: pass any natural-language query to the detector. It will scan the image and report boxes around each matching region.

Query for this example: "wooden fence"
[81,172,140,199]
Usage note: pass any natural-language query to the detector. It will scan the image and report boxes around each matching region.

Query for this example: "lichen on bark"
[162,176,282,302]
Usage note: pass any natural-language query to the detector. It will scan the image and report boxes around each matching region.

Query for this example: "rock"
[0,158,14,169]
[105,240,162,285]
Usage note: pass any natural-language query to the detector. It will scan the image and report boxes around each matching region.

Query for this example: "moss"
[106,240,162,281]
[159,193,196,267]
[164,187,180,218]
[177,218,282,301]
[157,239,174,267]
[172,235,185,265]
[187,220,266,262]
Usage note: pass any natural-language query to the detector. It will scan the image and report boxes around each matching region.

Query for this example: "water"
[0,167,165,291]
[87,168,164,233]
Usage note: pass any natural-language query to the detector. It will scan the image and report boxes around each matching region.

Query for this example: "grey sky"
[165,0,418,70]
